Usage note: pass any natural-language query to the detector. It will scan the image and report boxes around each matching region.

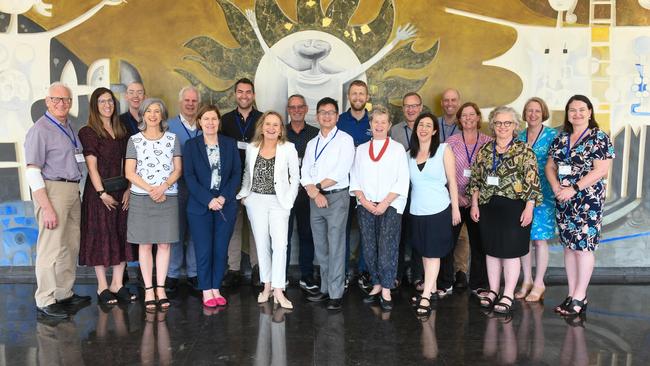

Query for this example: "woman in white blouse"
[350,105,410,311]
[237,111,300,309]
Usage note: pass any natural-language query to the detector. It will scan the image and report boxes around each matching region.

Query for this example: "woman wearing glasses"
[79,87,134,306]
[125,98,182,311]
[184,105,241,308]
[468,106,541,315]
[546,95,614,317]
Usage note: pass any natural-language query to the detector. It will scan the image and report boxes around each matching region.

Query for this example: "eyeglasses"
[127,90,144,96]
[49,97,72,105]
[493,121,513,127]
[98,99,114,105]
[317,110,337,116]
[403,103,421,110]
[288,105,306,111]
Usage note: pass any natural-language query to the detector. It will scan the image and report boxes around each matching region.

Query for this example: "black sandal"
[114,286,136,303]
[562,297,587,316]
[144,286,157,312]
[493,295,514,315]
[554,296,572,313]
[415,297,433,319]
[479,290,499,309]
[97,289,118,306]
[156,286,171,310]
[410,293,422,307]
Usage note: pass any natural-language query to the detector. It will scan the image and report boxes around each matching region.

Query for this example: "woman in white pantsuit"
[238,111,300,309]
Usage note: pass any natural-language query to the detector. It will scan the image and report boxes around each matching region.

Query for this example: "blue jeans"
[168,180,197,279]
[286,188,315,278]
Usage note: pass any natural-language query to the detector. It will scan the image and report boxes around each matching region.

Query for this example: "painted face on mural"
[125,82,145,111]
[441,89,460,118]
[235,82,255,110]
[402,95,423,124]
[293,39,331,61]
[45,85,72,122]
[348,85,368,112]
[180,89,199,119]
[97,92,115,119]
[548,0,577,11]
[287,96,307,123]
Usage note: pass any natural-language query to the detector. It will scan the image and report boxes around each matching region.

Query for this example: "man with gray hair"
[166,85,202,292]
[24,82,91,320]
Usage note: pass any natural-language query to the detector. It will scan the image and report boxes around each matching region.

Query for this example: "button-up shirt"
[300,127,355,191]
[437,116,461,143]
[221,108,263,167]
[286,121,319,161]
[119,111,140,136]
[337,109,371,147]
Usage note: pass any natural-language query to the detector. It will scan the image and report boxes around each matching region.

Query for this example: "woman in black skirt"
[468,106,541,315]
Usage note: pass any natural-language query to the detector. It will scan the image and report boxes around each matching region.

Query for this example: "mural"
[0,0,649,266]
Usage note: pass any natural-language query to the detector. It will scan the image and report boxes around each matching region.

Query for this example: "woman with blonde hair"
[238,111,300,309]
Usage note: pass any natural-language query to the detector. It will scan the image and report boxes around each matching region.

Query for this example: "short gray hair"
[48,81,72,97]
[138,98,169,132]
[369,104,390,123]
[488,105,523,137]
[178,85,201,103]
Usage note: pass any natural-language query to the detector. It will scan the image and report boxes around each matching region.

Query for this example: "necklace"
[369,138,390,162]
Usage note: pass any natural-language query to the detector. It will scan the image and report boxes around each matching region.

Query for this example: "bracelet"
[97,190,105,197]
[572,183,580,192]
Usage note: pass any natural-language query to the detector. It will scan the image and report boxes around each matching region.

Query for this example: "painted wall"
[0,0,648,267]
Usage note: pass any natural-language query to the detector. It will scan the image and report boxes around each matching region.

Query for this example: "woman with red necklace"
[349,105,410,311]
[407,112,461,318]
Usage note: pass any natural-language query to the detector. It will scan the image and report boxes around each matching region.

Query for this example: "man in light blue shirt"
[437,88,461,143]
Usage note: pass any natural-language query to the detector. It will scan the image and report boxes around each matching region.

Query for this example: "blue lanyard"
[314,129,339,163]
[236,113,252,141]
[492,139,512,173]
[525,126,544,149]
[180,118,199,139]
[462,131,479,164]
[565,128,589,162]
[45,114,78,149]
[404,125,411,151]
[441,121,457,141]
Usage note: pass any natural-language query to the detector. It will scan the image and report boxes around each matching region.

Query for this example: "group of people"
[25,79,614,321]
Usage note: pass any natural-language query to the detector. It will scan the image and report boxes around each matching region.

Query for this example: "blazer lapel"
[198,138,211,170]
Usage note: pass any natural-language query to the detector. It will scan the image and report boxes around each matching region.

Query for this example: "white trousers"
[244,193,290,289]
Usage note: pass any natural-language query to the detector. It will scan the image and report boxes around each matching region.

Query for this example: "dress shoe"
[357,272,372,293]
[299,276,320,294]
[379,296,394,311]
[37,304,69,319]
[257,291,272,304]
[306,292,329,303]
[215,296,228,306]
[57,293,91,306]
[222,270,241,288]
[251,265,261,287]
[453,271,468,290]
[203,297,218,308]
[363,293,379,304]
[326,298,342,311]
[187,276,199,290]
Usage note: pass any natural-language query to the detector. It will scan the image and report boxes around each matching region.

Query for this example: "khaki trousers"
[34,181,81,307]
[453,225,469,273]
[227,205,258,271]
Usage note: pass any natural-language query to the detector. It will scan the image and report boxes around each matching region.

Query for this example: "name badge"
[237,141,248,150]
[310,164,318,177]
[487,176,499,186]
[463,169,471,178]
[75,153,86,163]
[558,164,571,176]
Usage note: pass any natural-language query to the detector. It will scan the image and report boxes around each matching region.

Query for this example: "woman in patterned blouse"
[545,95,614,318]
[237,111,300,310]
[468,106,541,315]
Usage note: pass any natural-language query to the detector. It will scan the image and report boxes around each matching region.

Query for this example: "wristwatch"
[97,190,105,197]
[315,183,322,191]
[572,183,580,192]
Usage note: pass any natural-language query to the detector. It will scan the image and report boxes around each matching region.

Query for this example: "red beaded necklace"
[369,138,390,162]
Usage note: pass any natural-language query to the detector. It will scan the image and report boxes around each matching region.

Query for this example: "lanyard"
[180,119,199,139]
[441,120,457,141]
[525,126,544,149]
[236,113,252,141]
[45,114,78,149]
[492,139,512,173]
[565,128,589,162]
[314,129,339,163]
[462,131,479,164]
[403,125,412,150]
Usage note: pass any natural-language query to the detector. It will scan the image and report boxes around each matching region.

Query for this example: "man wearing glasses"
[301,97,355,311]
[119,82,146,136]
[25,82,91,320]
[285,94,319,293]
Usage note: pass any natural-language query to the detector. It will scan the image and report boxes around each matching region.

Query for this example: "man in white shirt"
[301,97,355,311]
[166,86,202,292]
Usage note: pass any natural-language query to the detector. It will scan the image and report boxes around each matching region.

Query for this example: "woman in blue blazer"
[183,105,241,307]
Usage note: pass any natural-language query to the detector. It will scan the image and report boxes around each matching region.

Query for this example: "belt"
[47,178,80,183]
[320,187,349,195]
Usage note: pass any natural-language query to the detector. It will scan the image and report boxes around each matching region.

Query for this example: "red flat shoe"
[203,298,218,308]
[215,296,228,306]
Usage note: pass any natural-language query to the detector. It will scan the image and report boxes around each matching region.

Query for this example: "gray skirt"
[127,193,179,244]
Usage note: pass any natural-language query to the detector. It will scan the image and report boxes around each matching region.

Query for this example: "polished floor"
[0,282,648,365]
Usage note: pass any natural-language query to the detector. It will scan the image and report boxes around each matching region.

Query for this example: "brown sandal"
[514,282,533,299]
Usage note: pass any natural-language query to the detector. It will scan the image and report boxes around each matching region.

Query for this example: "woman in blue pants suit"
[183,104,241,307]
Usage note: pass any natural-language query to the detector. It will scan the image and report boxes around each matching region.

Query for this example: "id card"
[310,164,318,177]
[558,164,571,176]
[463,169,472,178]
[237,141,248,150]
[75,153,86,163]
[487,176,499,186]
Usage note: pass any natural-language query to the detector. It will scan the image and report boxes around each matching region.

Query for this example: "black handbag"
[102,160,129,192]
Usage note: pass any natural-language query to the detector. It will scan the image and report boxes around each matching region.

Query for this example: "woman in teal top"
[515,97,558,303]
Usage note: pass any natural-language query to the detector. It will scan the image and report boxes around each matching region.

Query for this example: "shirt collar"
[180,114,196,131]
[45,111,68,125]
[319,126,338,140]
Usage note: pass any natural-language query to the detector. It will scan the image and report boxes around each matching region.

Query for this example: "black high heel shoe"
[562,297,587,316]
[143,286,157,313]
[554,296,572,313]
